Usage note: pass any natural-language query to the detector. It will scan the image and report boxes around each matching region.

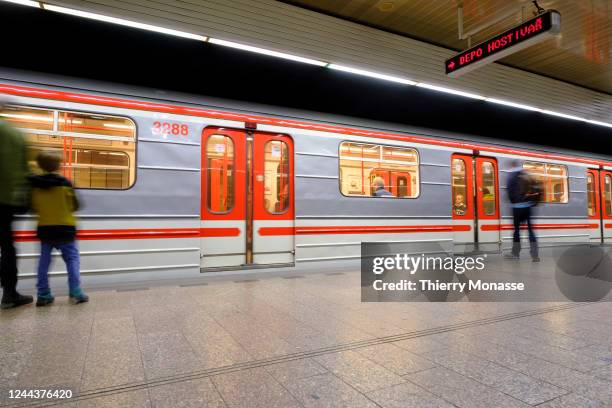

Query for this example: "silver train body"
[2,69,611,281]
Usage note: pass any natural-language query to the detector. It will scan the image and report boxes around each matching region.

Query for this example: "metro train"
[1,69,611,280]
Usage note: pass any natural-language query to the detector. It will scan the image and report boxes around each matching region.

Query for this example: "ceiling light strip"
[208,38,326,66]
[328,64,417,85]
[416,83,485,100]
[42,4,207,41]
[2,0,40,7]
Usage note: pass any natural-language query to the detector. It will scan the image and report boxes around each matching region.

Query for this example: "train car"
[1,69,611,281]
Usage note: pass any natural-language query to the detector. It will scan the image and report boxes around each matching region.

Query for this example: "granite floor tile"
[425,348,566,404]
[77,389,150,408]
[81,337,145,391]
[536,392,608,408]
[355,343,438,375]
[284,373,378,408]
[507,358,612,405]
[589,364,612,382]
[138,331,203,380]
[366,382,455,408]
[314,350,405,393]
[392,336,450,355]
[212,367,301,408]
[408,367,531,408]
[149,378,226,408]
[265,358,328,384]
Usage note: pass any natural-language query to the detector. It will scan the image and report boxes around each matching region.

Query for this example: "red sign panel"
[445,11,561,77]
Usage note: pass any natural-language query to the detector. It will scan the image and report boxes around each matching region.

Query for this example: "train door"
[451,154,501,244]
[586,170,602,242]
[200,127,294,269]
[601,170,612,242]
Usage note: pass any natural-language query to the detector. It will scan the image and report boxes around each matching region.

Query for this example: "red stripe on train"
[480,223,599,231]
[14,227,240,242]
[1,83,611,167]
[259,224,471,236]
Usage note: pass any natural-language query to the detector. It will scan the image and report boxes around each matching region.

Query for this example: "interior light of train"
[208,38,327,67]
[415,83,485,100]
[445,10,561,77]
[0,113,53,121]
[103,123,134,129]
[328,64,417,85]
[41,4,208,41]
[3,0,40,7]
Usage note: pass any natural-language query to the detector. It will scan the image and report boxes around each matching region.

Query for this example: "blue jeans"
[37,241,81,295]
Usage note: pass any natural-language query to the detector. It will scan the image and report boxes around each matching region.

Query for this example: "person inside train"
[372,176,392,197]
[506,160,540,262]
[0,99,33,309]
[30,151,88,306]
[454,194,466,216]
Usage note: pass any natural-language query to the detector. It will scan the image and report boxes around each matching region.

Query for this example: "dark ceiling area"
[0,3,609,155]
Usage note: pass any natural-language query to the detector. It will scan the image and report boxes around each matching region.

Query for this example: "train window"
[605,175,612,217]
[206,135,235,213]
[339,142,419,198]
[481,162,496,215]
[1,105,136,190]
[451,158,467,216]
[264,140,289,214]
[523,161,568,203]
[587,173,596,217]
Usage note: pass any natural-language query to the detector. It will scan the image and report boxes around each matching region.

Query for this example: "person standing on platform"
[0,102,33,309]
[506,160,540,262]
[30,151,88,306]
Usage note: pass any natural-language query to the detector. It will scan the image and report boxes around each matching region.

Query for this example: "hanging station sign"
[445,10,561,77]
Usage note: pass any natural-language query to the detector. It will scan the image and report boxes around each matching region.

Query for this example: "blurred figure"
[0,100,33,309]
[372,177,392,197]
[454,194,466,216]
[30,151,88,306]
[506,160,540,262]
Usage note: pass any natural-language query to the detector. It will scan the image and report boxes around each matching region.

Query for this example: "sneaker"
[36,292,55,307]
[1,291,34,309]
[532,257,541,263]
[69,289,89,305]
[504,253,519,259]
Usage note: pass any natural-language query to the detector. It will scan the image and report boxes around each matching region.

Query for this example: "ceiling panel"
[287,0,611,94]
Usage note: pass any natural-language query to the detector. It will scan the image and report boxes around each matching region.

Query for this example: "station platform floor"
[1,256,612,408]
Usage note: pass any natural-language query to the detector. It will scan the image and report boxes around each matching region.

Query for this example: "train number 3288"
[152,121,189,136]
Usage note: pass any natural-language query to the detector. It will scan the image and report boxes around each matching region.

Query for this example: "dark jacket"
[0,121,29,208]
[29,173,80,243]
[507,171,529,204]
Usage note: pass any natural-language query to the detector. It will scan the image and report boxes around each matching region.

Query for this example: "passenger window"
[451,158,467,216]
[605,175,612,217]
[206,135,235,213]
[2,105,136,189]
[523,161,568,203]
[481,162,496,215]
[339,142,419,198]
[587,173,596,217]
[264,140,289,214]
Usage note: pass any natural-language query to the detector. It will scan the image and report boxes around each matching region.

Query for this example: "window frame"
[522,161,569,204]
[338,140,421,199]
[205,134,236,215]
[3,104,138,191]
[263,139,291,215]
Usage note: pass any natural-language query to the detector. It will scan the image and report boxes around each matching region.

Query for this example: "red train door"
[587,169,602,243]
[475,157,501,243]
[601,170,612,242]
[451,154,500,244]
[201,127,294,269]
